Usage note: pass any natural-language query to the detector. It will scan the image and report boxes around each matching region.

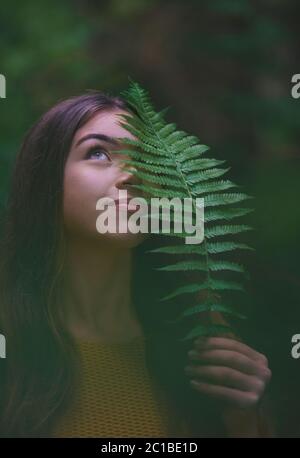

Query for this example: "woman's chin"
[95,209,150,248]
[100,230,149,249]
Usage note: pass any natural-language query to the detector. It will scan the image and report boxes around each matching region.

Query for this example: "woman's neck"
[60,235,144,344]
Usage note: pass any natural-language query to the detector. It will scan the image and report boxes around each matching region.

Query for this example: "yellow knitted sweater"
[51,334,180,438]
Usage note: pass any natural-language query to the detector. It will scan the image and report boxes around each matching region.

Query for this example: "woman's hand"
[184,336,272,409]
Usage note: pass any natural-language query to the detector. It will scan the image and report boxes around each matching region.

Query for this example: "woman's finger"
[194,337,268,365]
[184,364,267,394]
[187,348,271,379]
[189,380,261,409]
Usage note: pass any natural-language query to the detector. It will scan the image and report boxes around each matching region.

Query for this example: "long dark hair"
[0,91,226,437]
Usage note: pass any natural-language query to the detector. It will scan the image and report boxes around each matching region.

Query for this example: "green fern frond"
[181,158,226,172]
[205,207,254,222]
[182,303,247,320]
[183,324,234,339]
[186,167,231,184]
[119,79,254,343]
[160,279,244,301]
[205,224,253,238]
[156,259,245,274]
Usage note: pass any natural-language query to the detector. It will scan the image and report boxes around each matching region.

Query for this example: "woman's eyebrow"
[75,133,121,147]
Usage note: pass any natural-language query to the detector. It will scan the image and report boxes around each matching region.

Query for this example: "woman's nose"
[115,165,142,191]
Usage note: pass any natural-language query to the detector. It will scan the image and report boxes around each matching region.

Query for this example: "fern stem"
[132,85,214,313]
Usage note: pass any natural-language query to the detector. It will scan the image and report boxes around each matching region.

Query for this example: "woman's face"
[63,108,149,248]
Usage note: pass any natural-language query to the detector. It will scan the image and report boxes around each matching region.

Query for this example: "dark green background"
[0,0,299,435]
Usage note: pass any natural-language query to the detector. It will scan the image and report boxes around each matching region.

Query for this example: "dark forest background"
[0,0,300,436]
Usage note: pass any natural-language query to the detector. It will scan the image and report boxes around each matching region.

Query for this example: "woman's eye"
[86,148,111,161]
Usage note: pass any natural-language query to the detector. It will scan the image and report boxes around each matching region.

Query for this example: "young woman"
[0,92,272,437]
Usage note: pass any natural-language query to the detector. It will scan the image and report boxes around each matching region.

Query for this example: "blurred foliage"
[0,0,300,435]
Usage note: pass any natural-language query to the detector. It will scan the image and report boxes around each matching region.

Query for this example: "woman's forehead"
[72,109,136,145]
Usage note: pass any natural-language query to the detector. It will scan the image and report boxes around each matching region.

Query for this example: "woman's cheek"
[63,167,108,237]
[62,165,148,247]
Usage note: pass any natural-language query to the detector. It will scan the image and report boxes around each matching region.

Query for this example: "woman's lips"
[113,200,139,211]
